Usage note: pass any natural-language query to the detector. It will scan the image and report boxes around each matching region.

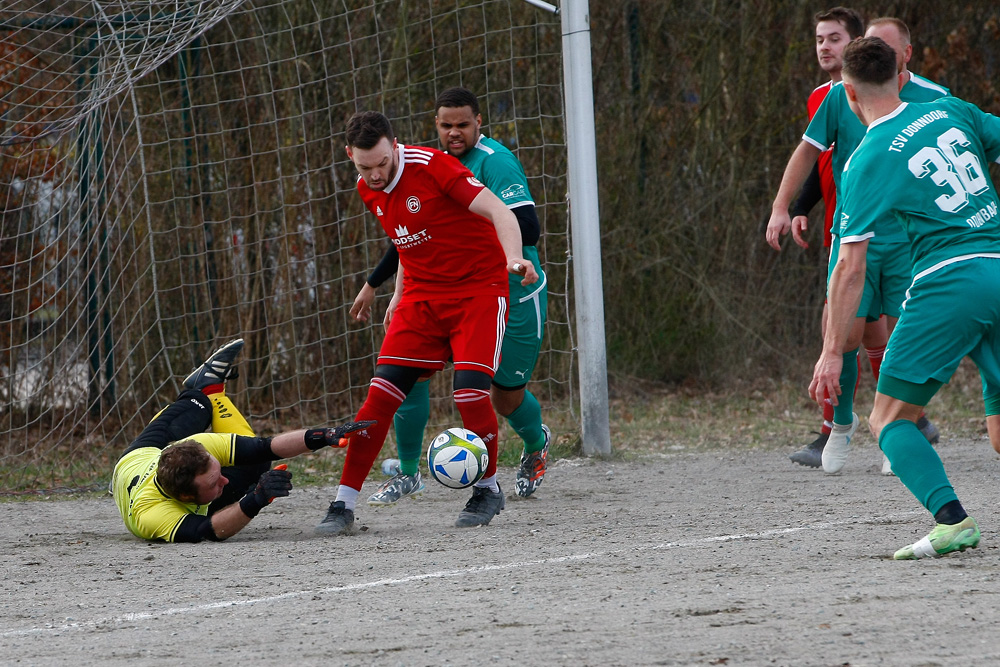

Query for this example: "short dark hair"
[157,440,212,501]
[814,7,864,39]
[435,87,480,115]
[868,16,910,45]
[842,37,897,85]
[345,111,394,150]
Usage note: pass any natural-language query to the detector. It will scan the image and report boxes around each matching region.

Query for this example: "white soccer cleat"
[821,412,859,475]
[881,454,895,476]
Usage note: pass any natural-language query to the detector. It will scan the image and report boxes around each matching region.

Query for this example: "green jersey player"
[812,36,1000,559]
[770,18,947,474]
[351,87,550,503]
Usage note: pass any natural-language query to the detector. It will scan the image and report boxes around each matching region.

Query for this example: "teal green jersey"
[457,134,535,211]
[804,73,949,244]
[838,97,1000,280]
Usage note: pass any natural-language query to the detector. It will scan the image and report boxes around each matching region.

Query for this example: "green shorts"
[828,237,910,319]
[880,257,1000,394]
[493,246,547,389]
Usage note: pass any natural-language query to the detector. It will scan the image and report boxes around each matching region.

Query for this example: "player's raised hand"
[791,215,811,249]
[305,420,377,450]
[766,208,792,250]
[508,258,538,286]
[351,283,376,322]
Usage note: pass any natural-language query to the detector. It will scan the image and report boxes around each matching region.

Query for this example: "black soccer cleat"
[455,483,505,528]
[183,338,244,391]
[789,432,827,468]
[315,500,356,535]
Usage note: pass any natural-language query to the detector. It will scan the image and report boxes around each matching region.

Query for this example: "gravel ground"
[4,437,1000,666]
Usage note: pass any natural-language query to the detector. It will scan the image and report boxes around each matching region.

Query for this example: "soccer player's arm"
[352,244,399,322]
[790,163,823,248]
[766,141,822,250]
[809,169,872,405]
[468,188,538,285]
[480,150,541,247]
[767,92,840,250]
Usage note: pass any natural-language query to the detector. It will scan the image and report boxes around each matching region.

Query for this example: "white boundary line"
[1,511,921,638]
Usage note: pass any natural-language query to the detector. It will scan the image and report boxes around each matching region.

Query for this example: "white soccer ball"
[426,427,489,489]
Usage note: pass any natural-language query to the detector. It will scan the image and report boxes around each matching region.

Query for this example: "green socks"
[880,419,958,515]
[506,390,546,454]
[832,348,859,427]
[393,380,430,476]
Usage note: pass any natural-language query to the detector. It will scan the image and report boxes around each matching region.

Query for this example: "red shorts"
[378,295,507,375]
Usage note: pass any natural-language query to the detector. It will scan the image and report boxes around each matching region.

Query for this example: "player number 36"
[907,127,988,214]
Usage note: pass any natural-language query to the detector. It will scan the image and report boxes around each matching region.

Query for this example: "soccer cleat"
[916,414,941,445]
[821,413,859,474]
[367,471,425,506]
[881,454,895,476]
[789,432,828,468]
[183,338,244,391]
[455,483,505,527]
[893,517,980,560]
[315,500,356,535]
[515,424,551,497]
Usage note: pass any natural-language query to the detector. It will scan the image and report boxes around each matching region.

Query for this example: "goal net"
[0,0,572,493]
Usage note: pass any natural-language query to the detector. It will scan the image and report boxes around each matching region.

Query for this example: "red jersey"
[357,144,508,301]
[807,81,837,247]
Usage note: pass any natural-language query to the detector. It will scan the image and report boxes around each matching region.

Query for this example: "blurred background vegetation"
[591,1,1000,387]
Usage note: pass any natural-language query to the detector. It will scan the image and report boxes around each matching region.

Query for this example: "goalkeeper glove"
[239,466,293,518]
[304,420,376,451]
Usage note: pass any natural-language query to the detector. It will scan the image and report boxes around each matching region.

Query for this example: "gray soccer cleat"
[315,500,356,535]
[789,432,828,468]
[367,471,425,506]
[455,484,505,527]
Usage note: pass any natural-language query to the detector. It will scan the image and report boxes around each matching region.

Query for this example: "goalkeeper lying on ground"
[111,338,372,542]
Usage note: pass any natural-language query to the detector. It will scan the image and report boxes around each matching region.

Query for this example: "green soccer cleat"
[893,516,980,560]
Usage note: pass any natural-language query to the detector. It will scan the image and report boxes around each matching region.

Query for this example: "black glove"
[238,467,293,518]
[304,420,377,450]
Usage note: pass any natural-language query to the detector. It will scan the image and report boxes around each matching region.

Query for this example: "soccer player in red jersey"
[316,111,537,534]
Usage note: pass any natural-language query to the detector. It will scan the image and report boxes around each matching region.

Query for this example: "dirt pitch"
[4,437,1000,666]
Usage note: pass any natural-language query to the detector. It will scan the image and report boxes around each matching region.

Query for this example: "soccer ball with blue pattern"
[426,427,489,489]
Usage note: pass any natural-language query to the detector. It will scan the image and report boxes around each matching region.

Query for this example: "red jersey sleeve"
[427,151,486,209]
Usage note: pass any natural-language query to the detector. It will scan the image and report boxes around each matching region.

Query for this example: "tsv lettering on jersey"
[966,201,998,228]
[889,110,949,153]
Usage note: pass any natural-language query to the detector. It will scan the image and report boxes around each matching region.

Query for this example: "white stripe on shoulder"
[474,134,496,155]
[403,146,434,164]
[812,80,834,95]
[908,73,948,95]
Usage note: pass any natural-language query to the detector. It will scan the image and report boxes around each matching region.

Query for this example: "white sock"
[475,474,499,493]
[335,485,360,510]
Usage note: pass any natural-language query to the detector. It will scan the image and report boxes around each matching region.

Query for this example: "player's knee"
[453,369,491,391]
[490,385,525,416]
[374,364,423,395]
[867,409,886,439]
